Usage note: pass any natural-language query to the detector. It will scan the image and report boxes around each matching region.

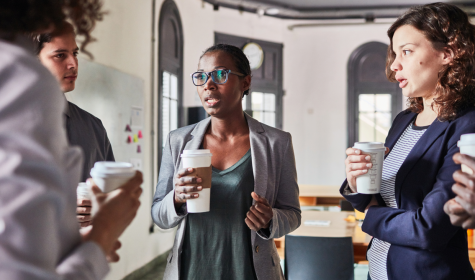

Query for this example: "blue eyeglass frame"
[190,69,245,86]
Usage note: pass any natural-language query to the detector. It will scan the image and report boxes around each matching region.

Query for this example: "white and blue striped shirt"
[367,121,428,280]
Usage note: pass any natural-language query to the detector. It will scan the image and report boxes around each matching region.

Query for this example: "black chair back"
[284,235,354,280]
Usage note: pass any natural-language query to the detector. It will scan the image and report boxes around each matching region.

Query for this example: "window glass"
[358,93,391,142]
[250,92,276,127]
[162,71,179,148]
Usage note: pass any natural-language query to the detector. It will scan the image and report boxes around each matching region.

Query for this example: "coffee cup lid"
[90,161,135,178]
[458,133,475,147]
[353,142,385,150]
[181,149,212,158]
[77,182,88,189]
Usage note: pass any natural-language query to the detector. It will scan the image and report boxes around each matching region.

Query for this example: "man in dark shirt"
[35,22,115,227]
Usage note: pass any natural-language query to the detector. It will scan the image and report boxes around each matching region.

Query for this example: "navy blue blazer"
[341,108,475,280]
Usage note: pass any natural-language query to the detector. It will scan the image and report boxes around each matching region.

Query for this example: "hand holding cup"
[83,171,143,256]
[76,199,92,227]
[174,167,203,208]
[345,143,389,193]
[345,148,373,193]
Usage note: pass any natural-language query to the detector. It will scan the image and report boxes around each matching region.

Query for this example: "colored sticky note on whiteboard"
[133,135,138,143]
[138,130,143,138]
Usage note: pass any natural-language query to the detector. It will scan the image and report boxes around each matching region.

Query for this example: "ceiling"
[203,0,475,20]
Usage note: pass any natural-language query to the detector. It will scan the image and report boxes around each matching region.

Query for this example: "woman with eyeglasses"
[342,3,475,280]
[151,44,300,280]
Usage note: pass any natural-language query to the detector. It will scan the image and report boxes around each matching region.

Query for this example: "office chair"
[284,235,354,280]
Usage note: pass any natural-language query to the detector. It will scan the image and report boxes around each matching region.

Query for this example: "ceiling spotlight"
[266,8,279,15]
[257,8,265,17]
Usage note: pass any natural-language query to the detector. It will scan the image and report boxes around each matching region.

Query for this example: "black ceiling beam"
[203,0,475,20]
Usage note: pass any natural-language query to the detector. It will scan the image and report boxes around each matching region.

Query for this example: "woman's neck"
[415,96,438,126]
[208,111,249,140]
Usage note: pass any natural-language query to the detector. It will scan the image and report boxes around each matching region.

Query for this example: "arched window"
[158,0,183,150]
[347,41,402,147]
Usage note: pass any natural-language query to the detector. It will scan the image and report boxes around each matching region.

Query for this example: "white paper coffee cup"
[354,142,385,194]
[76,182,91,200]
[90,162,136,193]
[458,134,475,174]
[180,149,212,213]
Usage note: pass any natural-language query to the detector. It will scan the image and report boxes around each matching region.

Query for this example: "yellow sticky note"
[133,135,138,143]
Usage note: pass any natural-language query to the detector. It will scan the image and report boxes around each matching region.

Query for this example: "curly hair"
[0,0,104,58]
[200,44,252,96]
[386,2,475,121]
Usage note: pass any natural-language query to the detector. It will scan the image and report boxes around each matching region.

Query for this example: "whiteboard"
[65,58,145,170]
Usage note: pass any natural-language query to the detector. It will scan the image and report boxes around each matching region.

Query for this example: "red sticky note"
[126,135,132,143]
[138,130,143,138]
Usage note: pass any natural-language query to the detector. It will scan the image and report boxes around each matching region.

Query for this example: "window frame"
[158,0,183,157]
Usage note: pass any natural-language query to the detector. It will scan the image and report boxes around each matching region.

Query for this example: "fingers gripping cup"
[181,149,212,213]
[90,162,136,193]
[458,134,475,174]
[354,142,385,194]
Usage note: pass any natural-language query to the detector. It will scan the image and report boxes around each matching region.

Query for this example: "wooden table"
[275,210,371,263]
[299,184,343,206]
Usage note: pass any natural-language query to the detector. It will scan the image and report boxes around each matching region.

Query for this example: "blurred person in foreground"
[0,1,142,279]
[341,3,475,280]
[445,154,475,229]
[33,21,115,228]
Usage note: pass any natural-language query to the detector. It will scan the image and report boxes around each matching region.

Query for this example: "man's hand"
[83,171,143,255]
[77,199,92,227]
[245,192,273,232]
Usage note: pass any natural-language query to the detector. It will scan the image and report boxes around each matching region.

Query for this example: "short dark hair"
[200,44,252,96]
[0,0,104,58]
[33,21,76,56]
[386,2,475,121]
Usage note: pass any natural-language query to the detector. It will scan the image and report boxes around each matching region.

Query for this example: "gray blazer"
[151,113,301,280]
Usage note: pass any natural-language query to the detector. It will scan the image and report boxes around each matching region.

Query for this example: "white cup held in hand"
[90,162,136,193]
[76,182,91,200]
[354,142,385,194]
[181,149,213,213]
[458,134,475,174]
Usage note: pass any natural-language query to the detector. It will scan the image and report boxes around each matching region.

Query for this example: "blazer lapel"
[385,112,417,150]
[245,113,268,245]
[245,113,268,200]
[394,118,450,206]
[183,117,211,152]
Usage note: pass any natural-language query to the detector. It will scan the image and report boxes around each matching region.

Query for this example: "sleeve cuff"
[342,183,357,196]
[257,219,273,239]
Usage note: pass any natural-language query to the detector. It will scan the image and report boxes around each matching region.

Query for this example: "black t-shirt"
[65,101,115,182]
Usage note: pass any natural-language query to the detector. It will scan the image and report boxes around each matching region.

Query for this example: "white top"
[367,122,428,280]
[0,37,109,279]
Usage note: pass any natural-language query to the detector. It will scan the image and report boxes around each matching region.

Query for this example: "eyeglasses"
[191,69,245,86]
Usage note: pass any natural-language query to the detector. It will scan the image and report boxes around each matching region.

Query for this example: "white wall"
[76,0,395,278]
[282,23,391,185]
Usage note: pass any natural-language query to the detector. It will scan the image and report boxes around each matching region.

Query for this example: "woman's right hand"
[345,148,373,193]
[174,168,203,208]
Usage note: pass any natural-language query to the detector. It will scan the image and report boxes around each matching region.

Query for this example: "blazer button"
[255,245,259,253]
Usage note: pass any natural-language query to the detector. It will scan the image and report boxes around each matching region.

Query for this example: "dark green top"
[180,149,258,280]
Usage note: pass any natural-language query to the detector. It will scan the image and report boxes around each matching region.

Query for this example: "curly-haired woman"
[341,3,475,280]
